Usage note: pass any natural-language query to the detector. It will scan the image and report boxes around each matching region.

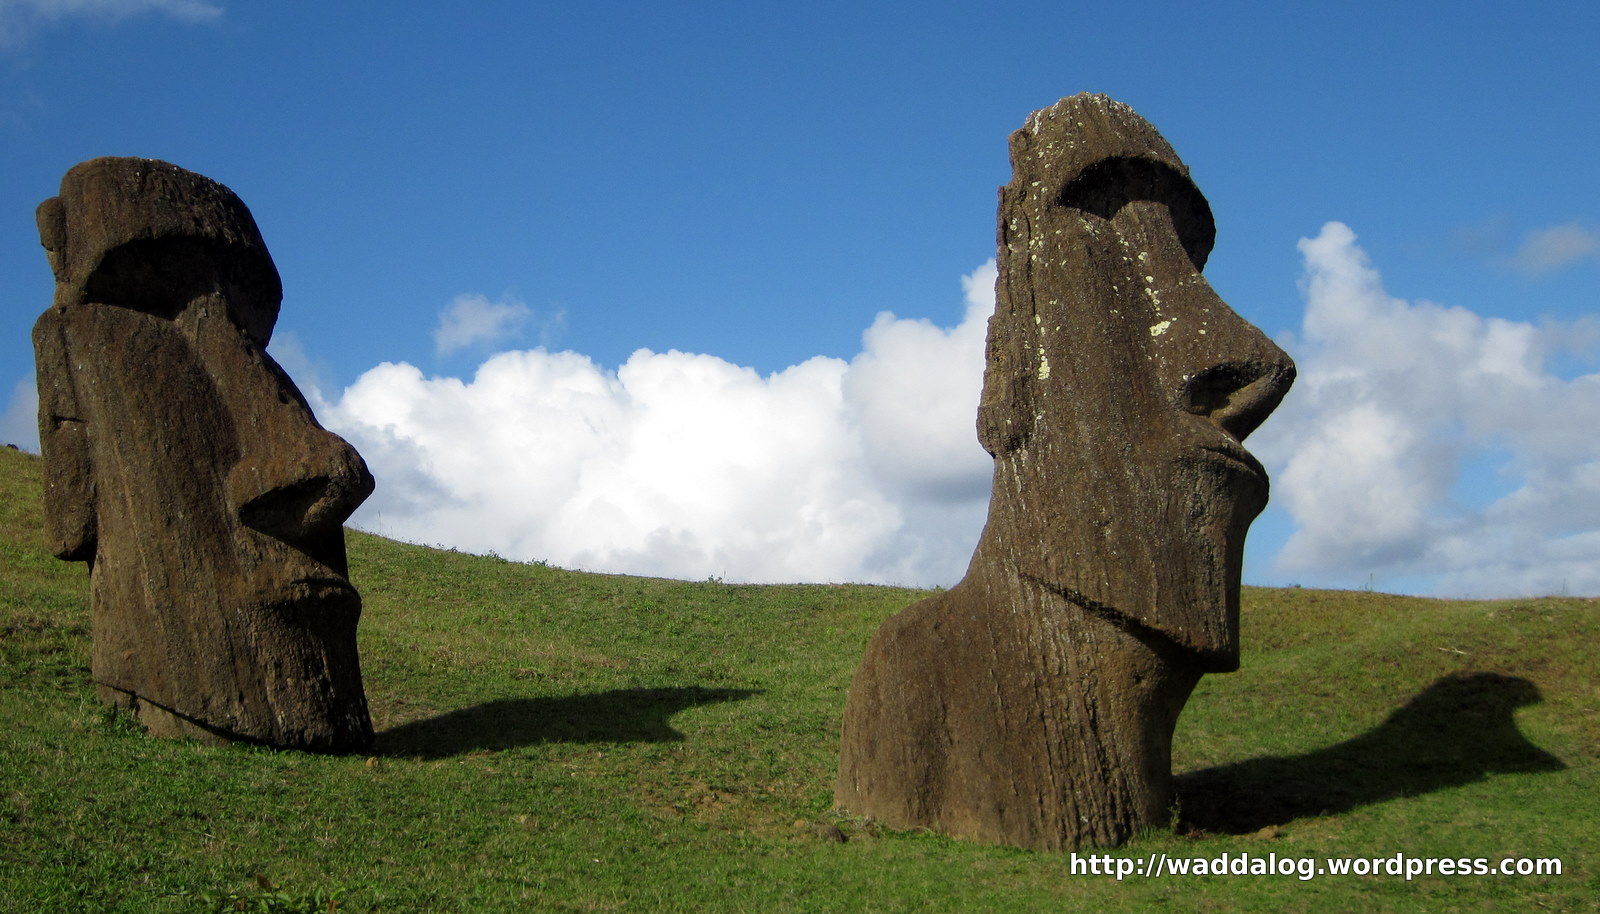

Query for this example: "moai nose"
[1114,198,1296,445]
[227,355,374,548]
[1178,355,1296,443]
[1159,272,1296,444]
[232,434,373,546]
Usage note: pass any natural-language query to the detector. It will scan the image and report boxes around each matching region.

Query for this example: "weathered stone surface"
[836,95,1296,850]
[33,157,376,752]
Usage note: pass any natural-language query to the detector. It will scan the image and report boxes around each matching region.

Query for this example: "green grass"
[1,444,1596,912]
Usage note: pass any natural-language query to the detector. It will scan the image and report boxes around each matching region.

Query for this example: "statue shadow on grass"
[1176,672,1565,835]
[376,686,762,759]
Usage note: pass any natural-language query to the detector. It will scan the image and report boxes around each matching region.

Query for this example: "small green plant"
[92,699,145,737]
[180,877,347,913]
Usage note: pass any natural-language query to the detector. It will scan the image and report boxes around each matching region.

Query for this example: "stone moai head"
[977,94,1294,671]
[33,157,375,752]
[836,95,1295,851]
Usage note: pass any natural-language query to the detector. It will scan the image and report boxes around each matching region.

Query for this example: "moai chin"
[835,94,1296,850]
[33,157,376,753]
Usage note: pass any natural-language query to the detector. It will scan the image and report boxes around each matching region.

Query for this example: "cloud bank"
[1251,222,1600,597]
[314,235,1600,597]
[10,229,1591,597]
[311,263,997,586]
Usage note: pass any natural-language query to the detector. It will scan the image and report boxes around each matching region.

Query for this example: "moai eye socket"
[1056,155,1215,271]
[83,237,281,339]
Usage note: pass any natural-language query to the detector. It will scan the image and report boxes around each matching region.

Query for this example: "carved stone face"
[976,97,1294,671]
[33,158,375,750]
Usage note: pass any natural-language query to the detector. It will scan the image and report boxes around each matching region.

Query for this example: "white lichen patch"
[1149,319,1172,337]
[1037,352,1051,379]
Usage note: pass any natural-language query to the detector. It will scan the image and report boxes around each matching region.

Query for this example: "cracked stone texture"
[836,94,1296,850]
[33,157,376,752]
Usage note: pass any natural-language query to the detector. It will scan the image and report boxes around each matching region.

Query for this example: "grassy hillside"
[1,444,1595,912]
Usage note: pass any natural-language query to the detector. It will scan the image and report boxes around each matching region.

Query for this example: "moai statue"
[33,158,376,753]
[836,95,1296,850]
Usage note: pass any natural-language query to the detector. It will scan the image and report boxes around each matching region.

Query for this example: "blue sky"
[3,1,1597,596]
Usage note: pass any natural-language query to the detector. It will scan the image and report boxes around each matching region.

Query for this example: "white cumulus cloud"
[311,264,997,586]
[1251,222,1600,597]
[432,293,536,356]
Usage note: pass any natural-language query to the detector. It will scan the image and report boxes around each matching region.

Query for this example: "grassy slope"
[1,444,1595,912]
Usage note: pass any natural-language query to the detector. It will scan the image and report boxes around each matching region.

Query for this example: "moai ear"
[32,308,96,562]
